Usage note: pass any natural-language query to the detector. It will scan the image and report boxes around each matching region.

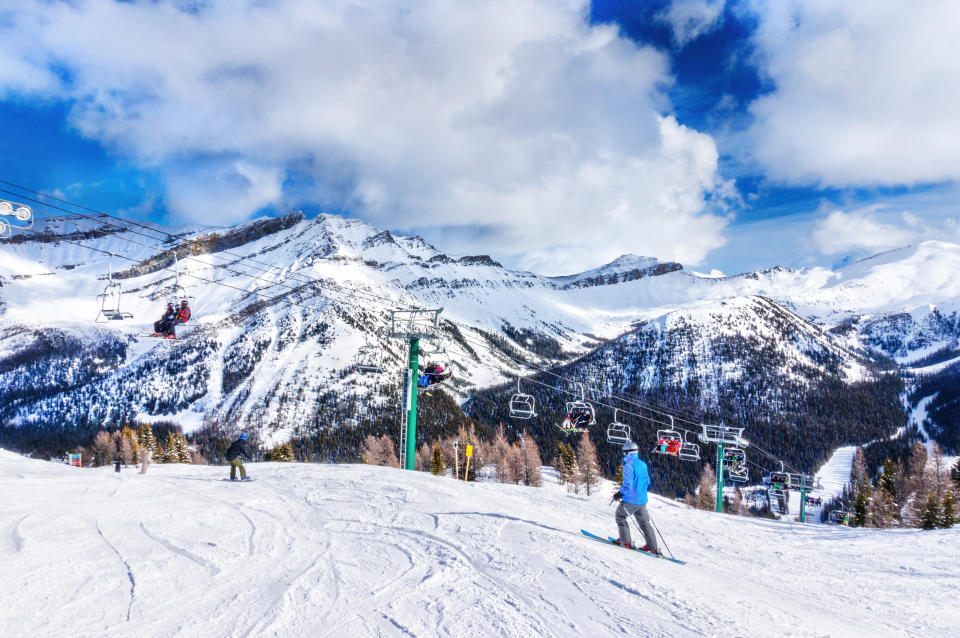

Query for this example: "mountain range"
[1,210,958,474]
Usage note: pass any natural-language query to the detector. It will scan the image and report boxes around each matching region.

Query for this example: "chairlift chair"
[606,410,631,446]
[653,416,683,456]
[768,470,791,496]
[508,379,537,420]
[95,254,133,322]
[723,447,749,482]
[559,383,595,434]
[563,383,595,425]
[677,430,701,462]
[829,510,850,526]
[417,344,453,390]
[699,423,745,446]
[355,341,384,374]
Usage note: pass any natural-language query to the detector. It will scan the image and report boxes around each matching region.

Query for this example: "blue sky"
[2,1,959,275]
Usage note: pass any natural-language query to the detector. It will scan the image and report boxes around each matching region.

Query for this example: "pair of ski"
[580,530,685,565]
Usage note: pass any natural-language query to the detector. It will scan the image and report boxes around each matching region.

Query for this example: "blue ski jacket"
[619,453,650,505]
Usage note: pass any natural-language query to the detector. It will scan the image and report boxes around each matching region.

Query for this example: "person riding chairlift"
[656,435,682,456]
[153,299,191,338]
[153,302,177,338]
[418,362,448,388]
[559,405,592,433]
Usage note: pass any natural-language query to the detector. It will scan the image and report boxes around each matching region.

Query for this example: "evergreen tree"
[853,482,871,527]
[162,432,179,463]
[576,432,601,496]
[555,442,576,486]
[267,442,294,462]
[554,449,568,485]
[176,434,193,463]
[940,489,957,529]
[137,423,158,457]
[429,442,446,476]
[878,458,898,496]
[952,458,960,488]
[921,492,941,530]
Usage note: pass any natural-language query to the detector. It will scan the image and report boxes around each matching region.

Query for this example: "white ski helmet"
[622,440,638,453]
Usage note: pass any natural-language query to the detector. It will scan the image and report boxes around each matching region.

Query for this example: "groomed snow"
[2,450,957,637]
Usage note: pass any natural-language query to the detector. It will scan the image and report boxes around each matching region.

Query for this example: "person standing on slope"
[612,440,659,554]
[226,433,254,481]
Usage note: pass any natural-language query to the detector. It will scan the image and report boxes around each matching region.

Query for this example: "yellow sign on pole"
[463,445,474,481]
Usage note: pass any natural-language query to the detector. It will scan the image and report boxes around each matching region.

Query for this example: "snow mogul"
[612,440,659,554]
[226,433,254,481]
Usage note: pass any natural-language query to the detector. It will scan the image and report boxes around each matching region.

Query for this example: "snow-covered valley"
[2,450,957,637]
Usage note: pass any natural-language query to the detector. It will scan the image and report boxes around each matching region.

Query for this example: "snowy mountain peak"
[551,254,682,289]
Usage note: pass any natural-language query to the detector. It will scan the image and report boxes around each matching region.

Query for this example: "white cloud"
[744,0,960,186]
[657,0,726,48]
[812,207,917,255]
[0,0,732,274]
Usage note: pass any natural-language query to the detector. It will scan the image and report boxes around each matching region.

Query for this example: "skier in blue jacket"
[613,440,659,554]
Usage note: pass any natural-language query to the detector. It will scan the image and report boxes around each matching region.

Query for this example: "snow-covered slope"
[1,450,956,637]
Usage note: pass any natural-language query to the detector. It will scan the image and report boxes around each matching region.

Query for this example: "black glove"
[612,491,623,501]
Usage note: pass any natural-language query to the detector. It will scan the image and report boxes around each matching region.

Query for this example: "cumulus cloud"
[812,207,917,255]
[657,0,726,48]
[744,0,960,186]
[0,0,733,274]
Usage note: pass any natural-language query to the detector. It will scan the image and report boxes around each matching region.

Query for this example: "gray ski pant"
[616,502,657,551]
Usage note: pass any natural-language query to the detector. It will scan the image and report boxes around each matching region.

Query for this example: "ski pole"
[645,513,675,560]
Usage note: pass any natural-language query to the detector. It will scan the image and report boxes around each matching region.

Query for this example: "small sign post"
[68,452,81,467]
[453,441,459,480]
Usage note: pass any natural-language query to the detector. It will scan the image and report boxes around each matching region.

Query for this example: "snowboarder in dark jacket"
[612,440,659,554]
[154,303,177,336]
[226,433,253,480]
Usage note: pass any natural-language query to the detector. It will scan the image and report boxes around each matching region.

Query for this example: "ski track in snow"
[96,520,136,623]
[1,450,959,637]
